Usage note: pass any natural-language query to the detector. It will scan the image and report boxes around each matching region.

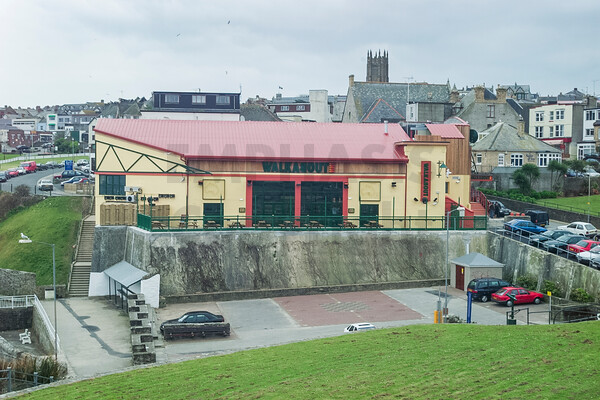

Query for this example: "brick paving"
[273,291,423,327]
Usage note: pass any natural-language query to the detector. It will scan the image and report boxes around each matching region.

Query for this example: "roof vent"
[384,120,388,135]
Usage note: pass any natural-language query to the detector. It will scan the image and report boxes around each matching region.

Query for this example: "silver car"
[578,245,600,266]
[37,179,54,191]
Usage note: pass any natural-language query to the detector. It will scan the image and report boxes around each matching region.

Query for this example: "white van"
[344,323,376,333]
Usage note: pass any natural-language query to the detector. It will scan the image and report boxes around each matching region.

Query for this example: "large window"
[99,175,125,195]
[301,181,343,227]
[192,95,206,104]
[498,154,505,167]
[252,181,295,226]
[549,126,554,137]
[535,126,543,138]
[476,153,482,165]
[538,153,561,167]
[487,105,495,118]
[216,95,230,105]
[555,125,564,137]
[555,109,565,120]
[535,112,544,122]
[165,94,179,104]
[578,144,596,159]
[584,128,594,139]
[549,111,554,120]
[585,110,596,120]
[280,105,289,111]
[296,105,305,111]
[510,154,523,167]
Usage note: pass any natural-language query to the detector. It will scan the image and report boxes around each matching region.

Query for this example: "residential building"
[498,83,538,103]
[582,96,599,158]
[266,90,345,123]
[528,103,584,159]
[140,91,241,121]
[451,86,522,136]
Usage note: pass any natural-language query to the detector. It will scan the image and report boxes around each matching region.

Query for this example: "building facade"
[140,91,241,121]
[93,120,472,228]
[528,103,584,159]
[582,106,600,158]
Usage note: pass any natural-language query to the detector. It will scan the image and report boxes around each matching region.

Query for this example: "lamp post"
[588,173,591,223]
[19,233,57,360]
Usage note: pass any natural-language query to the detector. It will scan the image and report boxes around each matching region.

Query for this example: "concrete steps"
[69,214,96,297]
[69,262,91,296]
[470,202,487,216]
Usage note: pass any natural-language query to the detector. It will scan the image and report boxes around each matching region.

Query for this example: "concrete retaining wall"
[31,305,54,356]
[92,227,600,300]
[0,308,32,331]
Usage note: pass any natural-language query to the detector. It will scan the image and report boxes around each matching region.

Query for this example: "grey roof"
[451,252,504,267]
[350,81,450,122]
[240,103,281,121]
[361,98,404,122]
[506,98,523,115]
[472,122,561,153]
[103,260,147,287]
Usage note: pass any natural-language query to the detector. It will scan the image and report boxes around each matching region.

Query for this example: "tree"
[548,160,567,191]
[520,163,540,191]
[54,137,79,154]
[565,159,586,174]
[512,169,531,194]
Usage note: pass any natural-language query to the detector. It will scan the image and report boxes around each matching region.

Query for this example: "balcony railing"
[137,213,487,232]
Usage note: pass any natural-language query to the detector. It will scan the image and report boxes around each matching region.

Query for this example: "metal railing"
[33,295,61,352]
[138,213,487,232]
[0,368,54,394]
[0,295,35,309]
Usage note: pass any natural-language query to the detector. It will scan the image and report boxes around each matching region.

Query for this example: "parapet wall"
[92,227,600,299]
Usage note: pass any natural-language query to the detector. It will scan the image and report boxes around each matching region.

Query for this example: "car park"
[557,222,598,238]
[567,240,600,254]
[488,200,511,218]
[492,287,544,307]
[543,234,585,254]
[160,311,230,339]
[467,278,512,302]
[503,219,547,236]
[344,323,376,332]
[529,229,571,248]
[524,210,549,227]
[37,179,54,191]
[576,245,600,266]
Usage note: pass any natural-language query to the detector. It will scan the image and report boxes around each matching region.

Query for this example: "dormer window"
[165,94,179,104]
[216,95,230,105]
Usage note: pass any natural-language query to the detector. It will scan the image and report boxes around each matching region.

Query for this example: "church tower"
[366,50,389,83]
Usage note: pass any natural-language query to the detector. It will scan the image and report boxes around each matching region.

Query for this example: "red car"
[492,287,544,307]
[567,240,600,254]
[7,168,19,178]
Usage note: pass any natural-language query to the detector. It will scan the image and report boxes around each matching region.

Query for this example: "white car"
[37,179,54,191]
[344,323,376,333]
[557,222,598,238]
[577,245,600,266]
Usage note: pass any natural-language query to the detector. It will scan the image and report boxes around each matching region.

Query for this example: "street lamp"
[19,233,58,360]
[445,206,464,321]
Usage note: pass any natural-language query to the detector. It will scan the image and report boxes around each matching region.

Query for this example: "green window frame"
[99,175,126,195]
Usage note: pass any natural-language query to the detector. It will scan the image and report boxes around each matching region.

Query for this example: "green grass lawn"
[16,322,600,399]
[0,196,85,285]
[537,194,600,215]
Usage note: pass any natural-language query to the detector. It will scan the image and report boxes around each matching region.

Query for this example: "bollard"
[434,310,440,324]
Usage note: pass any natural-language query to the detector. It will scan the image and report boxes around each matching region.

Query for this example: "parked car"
[492,287,544,307]
[467,277,512,303]
[576,245,600,266]
[567,240,600,254]
[524,210,549,227]
[504,219,547,236]
[61,176,88,186]
[529,230,571,248]
[565,169,584,177]
[543,234,585,254]
[44,161,57,169]
[344,323,376,333]
[37,179,54,191]
[7,168,19,178]
[16,166,27,175]
[76,159,89,166]
[0,171,8,182]
[160,311,230,339]
[54,169,86,181]
[557,222,598,238]
[488,200,511,218]
[583,166,600,177]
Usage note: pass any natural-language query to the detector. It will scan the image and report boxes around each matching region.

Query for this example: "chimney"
[474,86,485,102]
[349,74,355,87]
[517,117,525,136]
[450,88,460,104]
[496,86,507,103]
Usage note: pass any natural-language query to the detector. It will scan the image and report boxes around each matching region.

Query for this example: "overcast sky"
[2,0,600,108]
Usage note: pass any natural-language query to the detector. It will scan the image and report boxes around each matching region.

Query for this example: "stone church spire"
[366,49,389,83]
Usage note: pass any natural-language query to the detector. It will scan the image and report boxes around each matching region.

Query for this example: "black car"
[0,171,8,182]
[467,278,512,303]
[488,200,511,218]
[160,311,230,339]
[529,230,571,248]
[543,234,585,254]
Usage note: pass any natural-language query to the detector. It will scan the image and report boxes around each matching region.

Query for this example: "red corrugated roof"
[426,124,465,139]
[94,119,411,162]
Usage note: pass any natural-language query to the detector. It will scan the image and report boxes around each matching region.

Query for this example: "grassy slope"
[538,194,600,215]
[0,196,84,285]
[18,322,600,399]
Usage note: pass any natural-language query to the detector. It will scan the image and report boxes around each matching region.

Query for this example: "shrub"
[538,191,558,199]
[570,288,594,303]
[543,280,564,298]
[516,275,537,290]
